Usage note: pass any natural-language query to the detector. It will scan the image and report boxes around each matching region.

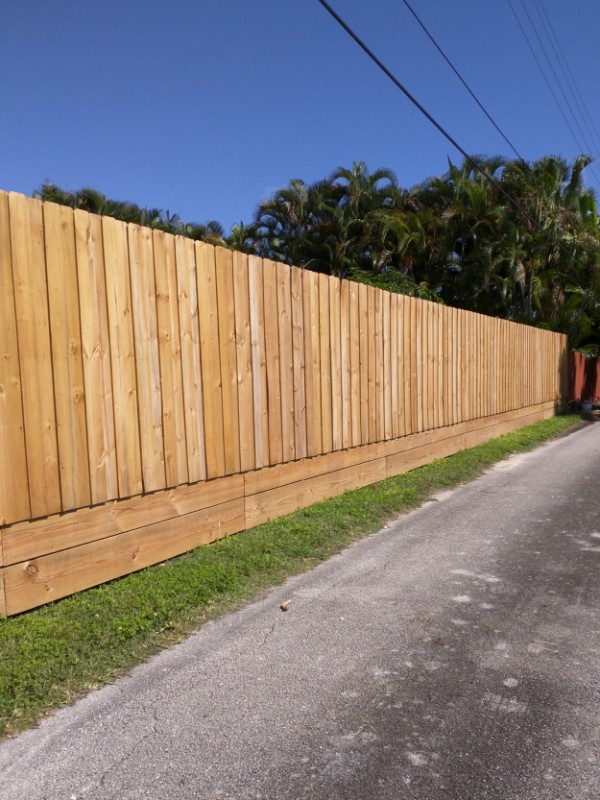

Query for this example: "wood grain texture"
[44,202,91,510]
[248,256,269,468]
[74,209,118,505]
[0,192,30,524]
[129,223,165,492]
[233,251,255,473]
[176,236,207,482]
[9,192,61,518]
[197,242,226,478]
[3,498,246,615]
[215,247,241,475]
[263,259,283,464]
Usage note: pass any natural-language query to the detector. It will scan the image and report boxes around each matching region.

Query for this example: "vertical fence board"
[403,296,413,435]
[0,192,30,524]
[44,203,90,511]
[248,255,269,468]
[318,274,333,454]
[375,289,385,441]
[9,193,61,518]
[196,243,226,478]
[358,282,369,444]
[215,247,241,474]
[102,216,143,498]
[154,230,188,486]
[263,259,283,464]
[329,276,342,451]
[390,294,399,439]
[277,263,295,462]
[176,236,207,482]
[128,224,165,493]
[74,210,118,505]
[302,268,322,457]
[382,291,392,440]
[233,251,255,473]
[397,295,407,438]
[367,286,377,442]
[291,267,307,459]
[340,280,351,450]
[349,281,361,448]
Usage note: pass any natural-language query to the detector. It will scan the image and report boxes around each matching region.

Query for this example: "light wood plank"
[9,193,61,518]
[340,279,351,449]
[349,280,361,447]
[382,290,392,440]
[276,262,295,461]
[215,247,241,474]
[302,268,322,457]
[196,242,226,478]
[153,230,188,485]
[74,209,118,505]
[329,276,342,451]
[0,192,30,524]
[374,288,384,441]
[102,216,143,497]
[44,203,91,511]
[246,458,387,529]
[233,251,255,472]
[248,256,269,467]
[291,266,307,459]
[4,498,246,615]
[263,259,283,464]
[358,282,369,444]
[176,236,207,482]
[128,223,165,492]
[390,293,399,439]
[319,273,333,453]
[3,473,244,565]
[367,286,377,442]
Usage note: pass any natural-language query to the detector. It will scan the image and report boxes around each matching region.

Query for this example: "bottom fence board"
[0,402,558,615]
[2,498,245,616]
[245,456,387,528]
[1,474,244,566]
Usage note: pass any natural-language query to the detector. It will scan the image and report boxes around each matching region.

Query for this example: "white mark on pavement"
[406,752,427,766]
[482,692,527,714]
[561,737,579,749]
[452,595,472,604]
[503,678,519,688]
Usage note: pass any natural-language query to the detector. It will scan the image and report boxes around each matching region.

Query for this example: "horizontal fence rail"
[0,191,568,614]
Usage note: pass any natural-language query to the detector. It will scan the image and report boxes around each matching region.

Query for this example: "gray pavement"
[1,423,599,799]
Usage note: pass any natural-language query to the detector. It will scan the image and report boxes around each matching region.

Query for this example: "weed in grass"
[0,414,582,737]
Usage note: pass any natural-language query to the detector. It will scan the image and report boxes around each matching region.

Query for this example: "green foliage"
[34,152,600,345]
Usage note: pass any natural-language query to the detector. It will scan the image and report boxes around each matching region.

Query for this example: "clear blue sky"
[2,1,600,232]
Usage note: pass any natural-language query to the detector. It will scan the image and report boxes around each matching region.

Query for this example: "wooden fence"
[0,191,568,615]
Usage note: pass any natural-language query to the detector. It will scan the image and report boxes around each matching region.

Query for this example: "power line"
[316,0,544,233]
[400,0,523,161]
[532,0,600,166]
[509,0,600,187]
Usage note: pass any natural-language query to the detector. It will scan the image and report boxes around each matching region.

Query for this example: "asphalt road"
[1,423,599,800]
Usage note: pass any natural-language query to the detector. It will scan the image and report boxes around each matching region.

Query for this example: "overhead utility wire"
[400,0,523,161]
[316,0,544,233]
[519,0,596,161]
[506,1,593,170]
[510,0,600,186]
[316,0,596,342]
[532,0,600,165]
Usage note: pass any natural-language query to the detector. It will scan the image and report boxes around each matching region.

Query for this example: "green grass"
[0,414,582,738]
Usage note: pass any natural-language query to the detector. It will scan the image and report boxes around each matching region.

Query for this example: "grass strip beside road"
[0,414,583,738]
